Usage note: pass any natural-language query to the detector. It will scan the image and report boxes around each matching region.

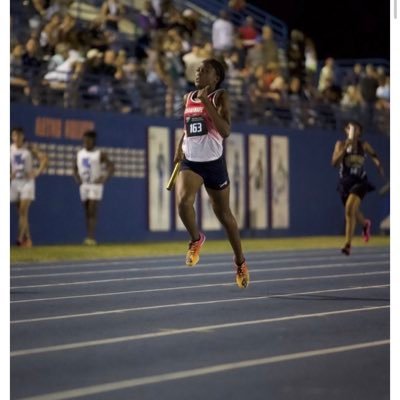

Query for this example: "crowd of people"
[10,0,390,130]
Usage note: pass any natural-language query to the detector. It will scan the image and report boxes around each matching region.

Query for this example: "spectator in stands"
[238,16,258,51]
[288,76,307,101]
[264,61,286,103]
[44,49,83,85]
[59,13,77,45]
[318,57,335,92]
[245,37,264,69]
[321,77,342,104]
[137,0,158,32]
[10,44,29,97]
[181,9,199,38]
[212,10,235,55]
[100,0,125,32]
[341,85,363,108]
[260,25,279,65]
[343,63,364,87]
[10,127,48,247]
[183,43,206,90]
[39,13,62,53]
[225,51,243,78]
[47,42,70,72]
[200,42,214,59]
[304,37,317,84]
[22,38,42,80]
[229,0,246,11]
[288,76,307,128]
[360,64,378,105]
[31,0,51,17]
[287,29,305,84]
[376,76,390,110]
[77,18,110,52]
[43,49,84,106]
[74,130,114,245]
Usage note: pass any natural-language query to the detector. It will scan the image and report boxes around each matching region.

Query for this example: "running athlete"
[74,130,114,245]
[331,121,385,255]
[174,58,250,288]
[10,127,48,247]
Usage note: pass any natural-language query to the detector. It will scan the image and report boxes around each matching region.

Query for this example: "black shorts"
[337,175,375,205]
[180,156,230,190]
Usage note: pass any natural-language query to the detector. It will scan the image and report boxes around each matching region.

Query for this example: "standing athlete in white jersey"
[74,130,114,245]
[10,127,48,247]
[174,58,250,288]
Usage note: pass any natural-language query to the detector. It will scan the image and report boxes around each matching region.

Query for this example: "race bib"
[186,116,207,137]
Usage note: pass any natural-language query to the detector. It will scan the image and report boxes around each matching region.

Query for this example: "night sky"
[249,0,390,60]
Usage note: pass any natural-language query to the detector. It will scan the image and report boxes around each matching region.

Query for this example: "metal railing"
[175,0,288,48]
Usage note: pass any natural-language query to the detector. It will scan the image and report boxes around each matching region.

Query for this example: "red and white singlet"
[182,89,224,162]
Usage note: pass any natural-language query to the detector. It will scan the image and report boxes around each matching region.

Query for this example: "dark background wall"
[10,104,390,244]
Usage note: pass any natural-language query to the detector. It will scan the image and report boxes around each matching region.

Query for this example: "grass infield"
[10,236,389,264]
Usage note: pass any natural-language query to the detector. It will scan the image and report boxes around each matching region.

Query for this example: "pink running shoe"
[362,220,371,242]
[234,259,250,288]
[186,232,206,266]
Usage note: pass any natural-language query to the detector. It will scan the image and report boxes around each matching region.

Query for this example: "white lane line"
[11,263,391,304]
[11,282,389,324]
[11,248,389,272]
[10,254,389,279]
[10,261,389,289]
[18,339,389,400]
[11,305,389,358]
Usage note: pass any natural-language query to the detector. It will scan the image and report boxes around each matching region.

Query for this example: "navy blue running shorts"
[337,176,375,205]
[180,156,230,190]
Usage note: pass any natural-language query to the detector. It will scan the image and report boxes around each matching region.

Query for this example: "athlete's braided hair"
[203,58,226,89]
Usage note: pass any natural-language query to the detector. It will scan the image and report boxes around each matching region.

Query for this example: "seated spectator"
[321,77,342,104]
[238,16,258,50]
[318,57,335,92]
[47,42,70,72]
[264,62,286,103]
[22,38,42,73]
[212,10,235,54]
[288,76,307,101]
[100,0,125,32]
[341,85,362,108]
[43,49,84,87]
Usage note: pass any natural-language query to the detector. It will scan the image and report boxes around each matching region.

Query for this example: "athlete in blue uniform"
[331,121,385,255]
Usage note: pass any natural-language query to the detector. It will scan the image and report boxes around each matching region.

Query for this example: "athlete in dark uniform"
[331,121,385,255]
[174,58,249,288]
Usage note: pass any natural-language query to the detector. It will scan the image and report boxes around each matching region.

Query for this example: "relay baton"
[166,162,180,191]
